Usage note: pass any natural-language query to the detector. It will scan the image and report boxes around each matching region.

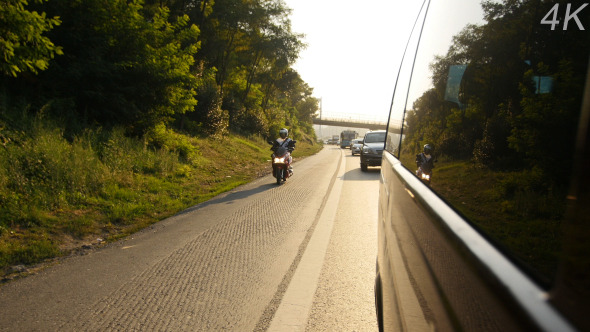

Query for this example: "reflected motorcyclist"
[416,144,435,173]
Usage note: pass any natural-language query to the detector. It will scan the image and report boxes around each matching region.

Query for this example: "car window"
[364,132,386,143]
[387,0,589,285]
[384,1,428,157]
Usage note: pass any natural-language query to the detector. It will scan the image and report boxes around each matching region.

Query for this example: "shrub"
[498,167,565,220]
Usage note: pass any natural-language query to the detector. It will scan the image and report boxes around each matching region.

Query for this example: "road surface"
[0,146,379,331]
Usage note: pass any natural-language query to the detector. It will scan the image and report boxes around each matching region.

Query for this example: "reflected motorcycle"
[415,152,435,186]
[268,139,296,185]
[416,166,432,185]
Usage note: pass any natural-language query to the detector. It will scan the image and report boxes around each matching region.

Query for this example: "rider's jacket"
[416,153,434,172]
[271,137,295,152]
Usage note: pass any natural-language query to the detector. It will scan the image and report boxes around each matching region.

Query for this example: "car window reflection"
[393,0,589,284]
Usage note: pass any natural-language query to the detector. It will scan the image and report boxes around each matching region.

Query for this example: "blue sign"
[444,64,467,107]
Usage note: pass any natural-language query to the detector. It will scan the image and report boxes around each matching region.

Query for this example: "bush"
[0,107,321,271]
[145,124,198,163]
[498,167,565,220]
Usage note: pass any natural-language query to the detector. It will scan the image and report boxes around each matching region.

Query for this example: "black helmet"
[279,128,288,139]
[423,144,433,154]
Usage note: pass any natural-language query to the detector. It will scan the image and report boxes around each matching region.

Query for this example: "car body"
[375,1,590,331]
[350,138,363,155]
[360,130,386,171]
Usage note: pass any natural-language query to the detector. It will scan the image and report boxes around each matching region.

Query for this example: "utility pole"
[319,97,323,140]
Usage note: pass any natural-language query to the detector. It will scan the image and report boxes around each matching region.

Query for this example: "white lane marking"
[268,149,345,331]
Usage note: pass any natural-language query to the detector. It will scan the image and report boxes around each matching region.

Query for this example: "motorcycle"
[416,166,432,185]
[268,139,296,185]
[415,153,435,186]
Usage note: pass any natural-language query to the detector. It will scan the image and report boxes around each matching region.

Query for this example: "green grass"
[0,120,322,276]
[400,151,563,282]
[415,157,564,282]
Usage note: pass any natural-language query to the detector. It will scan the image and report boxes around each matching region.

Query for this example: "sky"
[283,0,426,123]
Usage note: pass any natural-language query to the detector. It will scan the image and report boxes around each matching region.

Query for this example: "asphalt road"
[305,149,379,331]
[0,145,379,331]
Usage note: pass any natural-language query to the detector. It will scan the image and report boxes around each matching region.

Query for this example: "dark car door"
[376,0,590,330]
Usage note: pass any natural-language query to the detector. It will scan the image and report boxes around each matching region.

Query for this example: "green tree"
[509,60,584,180]
[0,0,63,77]
[34,0,200,134]
[1,0,316,141]
[195,0,309,137]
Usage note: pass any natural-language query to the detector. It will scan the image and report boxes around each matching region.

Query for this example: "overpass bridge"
[312,112,402,133]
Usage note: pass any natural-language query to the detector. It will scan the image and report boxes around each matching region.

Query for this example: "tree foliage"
[0,0,318,140]
[0,0,63,77]
[403,0,589,184]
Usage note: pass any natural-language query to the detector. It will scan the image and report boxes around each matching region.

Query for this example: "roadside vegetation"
[401,155,563,282]
[0,0,323,277]
[0,109,321,276]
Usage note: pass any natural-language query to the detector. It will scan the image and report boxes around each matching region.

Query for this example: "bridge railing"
[314,112,402,129]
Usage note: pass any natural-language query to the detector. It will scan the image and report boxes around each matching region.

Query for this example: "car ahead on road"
[350,138,363,155]
[375,1,590,331]
[360,130,386,171]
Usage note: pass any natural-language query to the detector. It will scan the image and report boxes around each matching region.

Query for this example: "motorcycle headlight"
[274,157,285,163]
[421,173,430,180]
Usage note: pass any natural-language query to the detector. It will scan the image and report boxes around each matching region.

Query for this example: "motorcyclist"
[270,128,296,176]
[271,128,296,153]
[416,144,435,173]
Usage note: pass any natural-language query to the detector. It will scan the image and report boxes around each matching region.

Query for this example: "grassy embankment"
[400,153,564,282]
[0,115,322,277]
